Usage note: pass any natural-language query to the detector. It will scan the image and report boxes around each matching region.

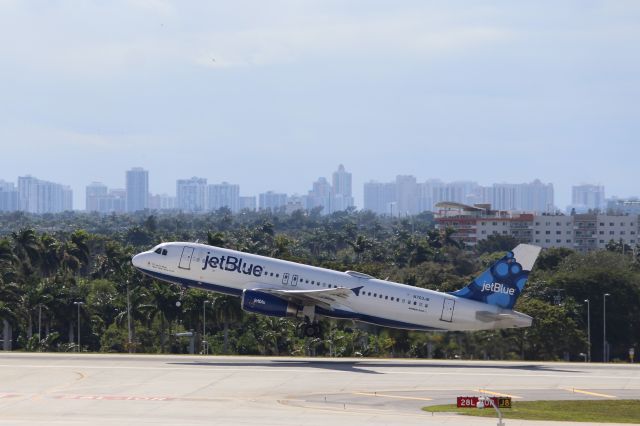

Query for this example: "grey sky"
[1,1,638,209]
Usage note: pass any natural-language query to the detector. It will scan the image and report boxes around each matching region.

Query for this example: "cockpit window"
[155,248,162,254]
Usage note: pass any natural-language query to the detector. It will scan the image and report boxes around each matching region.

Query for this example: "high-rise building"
[105,189,127,213]
[259,191,287,211]
[208,182,240,212]
[17,176,73,214]
[366,178,553,215]
[126,167,149,212]
[86,182,108,212]
[0,180,18,212]
[607,197,640,215]
[363,181,396,215]
[148,193,176,210]
[85,182,128,214]
[176,177,207,212]
[395,175,418,216]
[331,164,354,212]
[571,184,605,212]
[307,177,332,214]
[488,180,554,212]
[286,194,306,214]
[239,196,257,211]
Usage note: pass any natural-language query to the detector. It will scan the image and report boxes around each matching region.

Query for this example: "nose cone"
[132,253,146,269]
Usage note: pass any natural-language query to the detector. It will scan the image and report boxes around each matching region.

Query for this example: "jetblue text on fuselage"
[202,253,263,277]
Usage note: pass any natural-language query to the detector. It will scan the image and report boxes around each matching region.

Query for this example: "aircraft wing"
[253,286,361,310]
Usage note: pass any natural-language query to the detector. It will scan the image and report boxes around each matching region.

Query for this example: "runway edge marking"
[562,388,617,398]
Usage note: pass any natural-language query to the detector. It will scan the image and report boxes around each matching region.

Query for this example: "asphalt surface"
[0,353,638,425]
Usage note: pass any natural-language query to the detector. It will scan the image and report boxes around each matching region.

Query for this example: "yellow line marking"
[562,388,616,398]
[353,392,432,401]
[475,389,522,399]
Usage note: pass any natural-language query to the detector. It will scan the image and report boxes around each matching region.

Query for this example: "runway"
[0,353,637,425]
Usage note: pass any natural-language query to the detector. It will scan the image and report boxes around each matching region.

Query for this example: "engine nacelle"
[241,289,300,318]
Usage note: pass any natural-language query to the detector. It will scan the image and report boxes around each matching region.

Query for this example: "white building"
[17,176,73,214]
[239,196,257,211]
[571,184,605,212]
[436,202,638,252]
[148,193,176,210]
[363,181,396,215]
[0,180,18,212]
[86,182,108,212]
[307,177,332,214]
[331,164,354,212]
[126,167,149,212]
[395,175,418,216]
[259,191,287,211]
[208,182,240,212]
[176,177,207,213]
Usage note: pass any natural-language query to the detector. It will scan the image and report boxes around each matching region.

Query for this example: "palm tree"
[139,281,181,353]
[348,235,373,263]
[39,234,60,278]
[69,230,91,275]
[214,295,242,354]
[11,228,41,268]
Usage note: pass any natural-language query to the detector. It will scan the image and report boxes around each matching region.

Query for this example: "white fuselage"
[132,242,532,331]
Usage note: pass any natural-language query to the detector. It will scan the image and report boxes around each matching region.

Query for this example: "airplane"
[132,242,541,337]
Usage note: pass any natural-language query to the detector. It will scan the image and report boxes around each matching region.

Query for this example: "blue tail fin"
[451,244,541,310]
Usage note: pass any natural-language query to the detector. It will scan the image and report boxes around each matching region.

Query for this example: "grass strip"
[423,400,640,423]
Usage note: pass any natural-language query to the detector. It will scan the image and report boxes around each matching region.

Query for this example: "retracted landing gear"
[301,321,322,338]
[297,305,322,338]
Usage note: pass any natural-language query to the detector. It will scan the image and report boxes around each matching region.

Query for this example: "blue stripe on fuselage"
[314,306,443,331]
[135,267,242,296]
[135,267,442,331]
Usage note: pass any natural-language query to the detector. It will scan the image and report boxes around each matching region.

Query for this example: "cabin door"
[440,298,455,322]
[178,246,195,270]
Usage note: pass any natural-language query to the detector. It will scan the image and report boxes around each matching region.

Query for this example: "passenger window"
[385,296,388,300]
[373,293,377,297]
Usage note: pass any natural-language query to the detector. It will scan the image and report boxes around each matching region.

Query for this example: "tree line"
[0,209,637,361]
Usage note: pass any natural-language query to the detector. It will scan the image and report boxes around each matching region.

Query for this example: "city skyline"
[1,2,638,215]
[0,167,628,214]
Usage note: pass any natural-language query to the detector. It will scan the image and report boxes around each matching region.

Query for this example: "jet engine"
[241,289,300,318]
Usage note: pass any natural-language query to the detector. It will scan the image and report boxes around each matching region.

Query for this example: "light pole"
[584,299,591,362]
[603,293,610,362]
[203,300,210,355]
[73,301,84,352]
[38,304,42,341]
[126,280,132,353]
